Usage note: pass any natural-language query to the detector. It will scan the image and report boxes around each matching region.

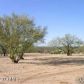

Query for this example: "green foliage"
[0,14,46,63]
[78,46,84,54]
[48,34,84,56]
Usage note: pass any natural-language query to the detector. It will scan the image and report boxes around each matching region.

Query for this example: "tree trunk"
[11,55,20,63]
[67,50,71,56]
[67,45,72,56]
[13,60,19,63]
[2,48,7,56]
[3,52,6,56]
[19,52,24,59]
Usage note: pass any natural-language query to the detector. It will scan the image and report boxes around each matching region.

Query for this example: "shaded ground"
[0,53,84,84]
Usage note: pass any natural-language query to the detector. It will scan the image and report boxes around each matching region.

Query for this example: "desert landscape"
[0,53,84,84]
[0,0,84,84]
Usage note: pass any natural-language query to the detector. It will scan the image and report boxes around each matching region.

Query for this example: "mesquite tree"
[0,14,46,63]
[48,34,83,56]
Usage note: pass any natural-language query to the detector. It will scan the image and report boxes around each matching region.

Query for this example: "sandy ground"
[0,53,84,84]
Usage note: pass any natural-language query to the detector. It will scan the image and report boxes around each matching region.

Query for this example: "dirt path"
[0,54,84,84]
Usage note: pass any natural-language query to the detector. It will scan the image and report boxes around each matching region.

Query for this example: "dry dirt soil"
[0,53,84,84]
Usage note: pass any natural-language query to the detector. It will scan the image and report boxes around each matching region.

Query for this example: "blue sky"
[0,0,84,45]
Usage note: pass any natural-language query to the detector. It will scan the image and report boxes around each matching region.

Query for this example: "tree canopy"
[48,34,84,56]
[0,14,46,63]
